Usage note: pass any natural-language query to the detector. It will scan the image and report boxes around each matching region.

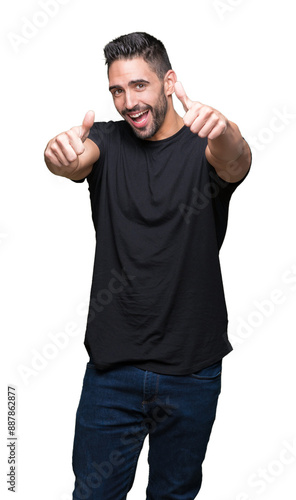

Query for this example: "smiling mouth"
[127,110,150,125]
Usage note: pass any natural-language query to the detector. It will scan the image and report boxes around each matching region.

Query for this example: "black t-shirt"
[75,120,250,375]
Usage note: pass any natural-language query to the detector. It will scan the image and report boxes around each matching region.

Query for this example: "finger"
[51,142,72,166]
[207,121,227,140]
[174,81,193,112]
[66,129,85,156]
[55,134,78,163]
[190,112,219,137]
[45,149,64,168]
[183,102,204,128]
[80,110,95,142]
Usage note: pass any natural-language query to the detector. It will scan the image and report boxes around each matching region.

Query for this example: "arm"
[44,111,100,181]
[174,82,251,183]
[205,121,251,183]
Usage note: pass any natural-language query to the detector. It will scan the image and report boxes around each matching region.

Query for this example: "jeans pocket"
[190,359,222,380]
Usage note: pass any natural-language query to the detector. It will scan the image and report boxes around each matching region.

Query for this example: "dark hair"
[104,32,172,80]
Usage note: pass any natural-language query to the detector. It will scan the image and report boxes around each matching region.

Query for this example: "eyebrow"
[109,79,150,91]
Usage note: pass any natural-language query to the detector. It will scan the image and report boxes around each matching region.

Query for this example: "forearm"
[206,121,251,182]
[45,153,94,180]
[207,120,244,164]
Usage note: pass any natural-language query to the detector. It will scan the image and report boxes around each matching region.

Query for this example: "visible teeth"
[130,111,147,118]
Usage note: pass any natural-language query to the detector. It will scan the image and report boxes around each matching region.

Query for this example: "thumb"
[80,110,95,142]
[174,81,193,112]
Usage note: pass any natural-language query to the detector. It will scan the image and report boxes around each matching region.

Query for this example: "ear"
[164,70,177,97]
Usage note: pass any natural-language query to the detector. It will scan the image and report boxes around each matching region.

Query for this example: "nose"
[124,89,138,111]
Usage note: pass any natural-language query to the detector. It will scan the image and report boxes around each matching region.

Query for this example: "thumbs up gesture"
[174,82,228,140]
[44,110,95,172]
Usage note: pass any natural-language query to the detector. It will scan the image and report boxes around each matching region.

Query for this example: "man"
[44,32,251,500]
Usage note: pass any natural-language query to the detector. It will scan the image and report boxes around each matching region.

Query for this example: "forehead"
[108,57,159,85]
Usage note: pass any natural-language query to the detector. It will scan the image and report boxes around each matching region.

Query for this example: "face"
[108,57,170,140]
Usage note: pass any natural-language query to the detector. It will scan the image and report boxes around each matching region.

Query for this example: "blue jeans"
[72,358,222,500]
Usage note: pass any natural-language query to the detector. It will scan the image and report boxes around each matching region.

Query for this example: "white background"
[1,0,296,499]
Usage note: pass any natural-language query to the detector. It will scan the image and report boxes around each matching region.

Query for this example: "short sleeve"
[206,160,251,204]
[87,122,108,153]
[71,121,114,183]
[206,138,252,206]
[204,140,252,249]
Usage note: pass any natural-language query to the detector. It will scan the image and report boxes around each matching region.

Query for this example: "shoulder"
[88,119,124,139]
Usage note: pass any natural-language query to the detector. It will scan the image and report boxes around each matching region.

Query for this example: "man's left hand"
[174,81,228,140]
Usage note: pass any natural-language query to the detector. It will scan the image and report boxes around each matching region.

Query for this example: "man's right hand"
[44,111,97,179]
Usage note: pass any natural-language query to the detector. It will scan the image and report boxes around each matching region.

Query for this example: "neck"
[146,104,184,142]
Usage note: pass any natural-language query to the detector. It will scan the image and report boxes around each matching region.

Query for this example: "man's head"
[104,32,172,81]
[104,32,178,140]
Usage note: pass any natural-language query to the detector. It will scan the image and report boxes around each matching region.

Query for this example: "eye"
[136,83,146,90]
[112,89,123,97]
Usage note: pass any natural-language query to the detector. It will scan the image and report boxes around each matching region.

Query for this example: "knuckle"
[192,103,201,114]
[76,140,84,153]
[67,130,83,153]
[69,125,80,136]
[69,152,78,162]
[56,133,67,146]
[65,129,76,141]
[202,107,212,119]
[64,130,72,141]
[50,142,58,153]
[47,152,56,162]
[190,123,198,134]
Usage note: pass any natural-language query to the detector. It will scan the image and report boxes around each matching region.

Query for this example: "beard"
[122,86,168,140]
